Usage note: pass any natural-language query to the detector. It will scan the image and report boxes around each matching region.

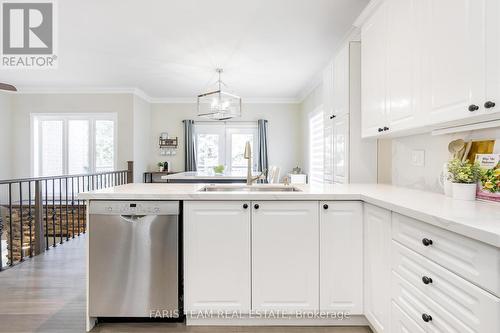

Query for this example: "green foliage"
[213,165,225,174]
[447,159,482,184]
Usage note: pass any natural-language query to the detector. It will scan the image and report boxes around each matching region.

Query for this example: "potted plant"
[157,162,164,172]
[447,159,482,201]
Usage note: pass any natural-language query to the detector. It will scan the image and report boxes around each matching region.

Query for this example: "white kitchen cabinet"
[486,0,500,115]
[361,1,388,137]
[364,203,392,333]
[333,44,349,117]
[423,0,486,124]
[323,60,335,118]
[325,41,377,184]
[332,114,349,184]
[385,0,420,132]
[252,201,319,312]
[320,201,363,314]
[184,201,251,312]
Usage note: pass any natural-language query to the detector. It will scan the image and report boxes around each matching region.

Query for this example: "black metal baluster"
[8,183,13,266]
[52,180,56,247]
[71,177,75,238]
[59,178,63,244]
[19,182,24,262]
[65,178,69,242]
[45,179,49,250]
[28,181,33,257]
[77,176,81,236]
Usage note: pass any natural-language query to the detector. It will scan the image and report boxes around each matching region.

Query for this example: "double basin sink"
[199,185,302,192]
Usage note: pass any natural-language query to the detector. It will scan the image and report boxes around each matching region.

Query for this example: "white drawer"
[391,301,425,333]
[392,241,500,333]
[392,212,500,296]
[392,270,499,332]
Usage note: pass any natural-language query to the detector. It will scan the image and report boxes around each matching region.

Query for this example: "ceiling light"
[197,68,242,120]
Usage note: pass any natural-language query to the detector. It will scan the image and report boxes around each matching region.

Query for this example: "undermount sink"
[199,185,302,192]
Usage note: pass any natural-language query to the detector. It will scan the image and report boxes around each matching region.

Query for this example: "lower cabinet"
[252,201,319,312]
[320,201,363,313]
[183,201,251,312]
[364,203,392,333]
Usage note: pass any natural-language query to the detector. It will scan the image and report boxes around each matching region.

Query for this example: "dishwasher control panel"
[89,201,179,215]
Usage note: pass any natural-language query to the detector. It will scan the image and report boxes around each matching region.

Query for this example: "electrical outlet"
[411,150,425,167]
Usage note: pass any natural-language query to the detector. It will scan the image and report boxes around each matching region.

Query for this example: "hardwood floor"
[0,235,371,333]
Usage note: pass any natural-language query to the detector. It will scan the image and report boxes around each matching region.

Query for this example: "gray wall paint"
[0,92,13,179]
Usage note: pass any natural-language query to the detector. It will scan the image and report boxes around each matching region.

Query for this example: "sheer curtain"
[183,120,197,171]
[257,119,269,175]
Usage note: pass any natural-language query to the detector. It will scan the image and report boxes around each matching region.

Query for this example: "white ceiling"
[1,0,369,101]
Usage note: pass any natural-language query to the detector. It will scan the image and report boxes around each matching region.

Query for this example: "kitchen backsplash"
[391,127,500,193]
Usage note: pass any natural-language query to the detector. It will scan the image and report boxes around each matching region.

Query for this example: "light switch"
[411,150,425,167]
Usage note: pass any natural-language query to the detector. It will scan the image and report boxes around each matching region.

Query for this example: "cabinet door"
[323,60,335,117]
[320,201,363,314]
[391,302,426,333]
[364,203,392,333]
[332,114,349,184]
[386,0,420,132]
[333,44,349,117]
[184,201,251,312]
[423,0,486,123]
[361,1,387,138]
[252,201,319,312]
[486,0,500,115]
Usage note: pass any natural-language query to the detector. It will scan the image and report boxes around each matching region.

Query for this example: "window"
[32,114,117,176]
[194,123,258,173]
[309,108,324,184]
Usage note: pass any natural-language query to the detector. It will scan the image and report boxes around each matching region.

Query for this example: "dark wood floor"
[0,236,371,333]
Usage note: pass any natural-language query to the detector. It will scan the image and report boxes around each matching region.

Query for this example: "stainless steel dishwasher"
[89,201,180,318]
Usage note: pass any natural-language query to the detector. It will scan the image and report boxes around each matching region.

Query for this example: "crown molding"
[13,86,299,104]
[353,0,384,27]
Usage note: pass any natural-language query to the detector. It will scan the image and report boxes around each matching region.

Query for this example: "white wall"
[149,102,302,175]
[10,93,135,178]
[299,83,323,174]
[0,92,13,180]
[132,95,152,182]
[390,128,500,192]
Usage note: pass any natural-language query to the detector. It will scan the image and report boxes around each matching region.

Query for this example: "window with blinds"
[309,109,324,184]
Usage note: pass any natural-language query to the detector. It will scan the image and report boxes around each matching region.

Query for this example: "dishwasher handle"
[120,215,147,223]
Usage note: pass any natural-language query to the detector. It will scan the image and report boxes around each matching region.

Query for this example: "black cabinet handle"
[422,314,432,322]
[243,203,248,209]
[422,238,433,246]
[378,128,384,132]
[485,101,496,109]
[468,104,479,112]
[383,126,389,131]
[422,276,433,285]
[254,204,259,209]
[323,204,329,210]
[330,115,336,119]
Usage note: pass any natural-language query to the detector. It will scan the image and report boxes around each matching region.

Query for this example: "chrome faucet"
[244,141,266,185]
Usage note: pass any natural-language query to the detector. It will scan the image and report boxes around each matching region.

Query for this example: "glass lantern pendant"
[197,68,242,120]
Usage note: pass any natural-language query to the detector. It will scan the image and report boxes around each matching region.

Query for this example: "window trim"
[308,106,325,184]
[194,122,259,172]
[30,113,118,176]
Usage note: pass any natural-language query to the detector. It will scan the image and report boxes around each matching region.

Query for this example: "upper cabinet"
[333,45,350,117]
[423,0,486,124]
[360,0,500,138]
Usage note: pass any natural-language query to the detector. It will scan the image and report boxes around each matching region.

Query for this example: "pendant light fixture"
[197,68,242,120]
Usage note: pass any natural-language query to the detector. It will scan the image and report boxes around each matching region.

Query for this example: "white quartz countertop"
[161,171,259,180]
[79,183,500,248]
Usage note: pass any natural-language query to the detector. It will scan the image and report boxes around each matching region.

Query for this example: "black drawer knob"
[243,203,248,209]
[422,313,432,322]
[485,101,496,108]
[468,104,479,112]
[422,276,433,285]
[378,128,384,132]
[254,204,259,209]
[383,126,389,131]
[422,238,433,246]
[330,114,336,119]
[323,204,329,210]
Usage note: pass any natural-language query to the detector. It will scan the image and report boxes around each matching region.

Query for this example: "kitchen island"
[80,183,500,332]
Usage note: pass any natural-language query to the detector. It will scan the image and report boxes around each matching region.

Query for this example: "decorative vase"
[444,180,453,197]
[452,183,477,201]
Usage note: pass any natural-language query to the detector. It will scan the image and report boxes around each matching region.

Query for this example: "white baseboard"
[186,314,369,326]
